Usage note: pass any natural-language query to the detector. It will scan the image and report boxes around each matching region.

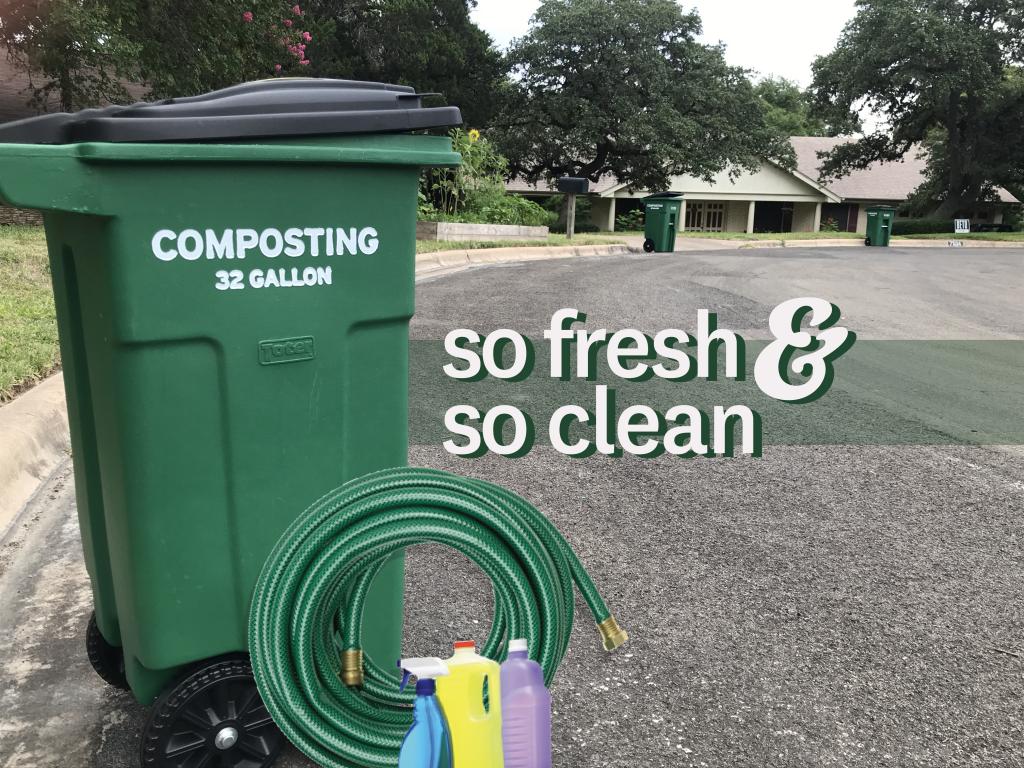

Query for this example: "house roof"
[791,136,1020,204]
[506,138,1020,206]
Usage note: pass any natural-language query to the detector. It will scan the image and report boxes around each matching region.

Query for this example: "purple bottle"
[500,639,552,768]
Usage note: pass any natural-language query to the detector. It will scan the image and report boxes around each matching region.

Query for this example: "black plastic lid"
[0,79,463,144]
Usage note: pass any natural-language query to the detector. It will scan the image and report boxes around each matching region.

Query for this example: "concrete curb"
[0,374,70,537]
[414,242,637,272]
[892,239,1024,248]
[0,242,640,531]
[728,238,1023,250]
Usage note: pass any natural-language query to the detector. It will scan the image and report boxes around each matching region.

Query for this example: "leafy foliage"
[0,0,139,111]
[819,216,841,233]
[421,129,555,227]
[492,0,793,190]
[298,0,505,127]
[811,0,1024,216]
[112,1,329,99]
[1004,204,1024,230]
[754,76,859,137]
[615,209,646,232]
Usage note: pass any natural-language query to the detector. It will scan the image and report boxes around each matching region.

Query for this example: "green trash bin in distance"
[643,192,684,253]
[0,81,462,710]
[865,205,897,246]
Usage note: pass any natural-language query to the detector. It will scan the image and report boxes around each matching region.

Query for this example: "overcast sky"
[471,0,858,87]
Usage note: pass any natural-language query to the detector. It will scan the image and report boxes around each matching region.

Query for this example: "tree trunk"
[60,51,74,112]
[932,196,966,219]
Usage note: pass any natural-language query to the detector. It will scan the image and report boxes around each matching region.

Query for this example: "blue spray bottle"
[398,658,454,768]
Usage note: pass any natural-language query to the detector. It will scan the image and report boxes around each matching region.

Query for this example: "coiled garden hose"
[249,467,627,768]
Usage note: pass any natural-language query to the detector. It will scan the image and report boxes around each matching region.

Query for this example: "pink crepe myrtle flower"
[274,64,283,73]
[283,18,293,27]
[242,10,253,22]
[302,31,312,42]
[292,5,303,15]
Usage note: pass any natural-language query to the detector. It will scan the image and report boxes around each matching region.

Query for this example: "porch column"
[813,202,823,232]
[591,197,617,232]
[746,201,756,234]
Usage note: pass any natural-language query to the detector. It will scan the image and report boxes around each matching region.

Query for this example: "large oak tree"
[301,0,504,128]
[754,76,860,138]
[811,0,1024,217]
[491,0,793,190]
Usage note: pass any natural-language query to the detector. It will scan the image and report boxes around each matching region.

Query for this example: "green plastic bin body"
[865,205,897,246]
[0,134,459,703]
[643,193,684,253]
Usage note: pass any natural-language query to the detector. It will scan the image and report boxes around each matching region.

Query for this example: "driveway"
[1,246,1022,767]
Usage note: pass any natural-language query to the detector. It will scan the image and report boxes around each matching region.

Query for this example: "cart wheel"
[643,238,656,253]
[86,612,129,691]
[141,655,284,768]
[865,237,871,246]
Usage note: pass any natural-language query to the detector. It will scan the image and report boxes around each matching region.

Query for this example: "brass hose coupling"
[341,649,364,687]
[598,616,629,651]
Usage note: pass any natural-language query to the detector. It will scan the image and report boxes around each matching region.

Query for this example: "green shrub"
[420,129,555,228]
[473,193,557,227]
[1003,206,1023,231]
[820,216,841,233]
[616,209,645,231]
[891,218,955,235]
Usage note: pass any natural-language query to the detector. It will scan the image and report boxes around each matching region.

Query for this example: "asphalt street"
[1,246,1022,767]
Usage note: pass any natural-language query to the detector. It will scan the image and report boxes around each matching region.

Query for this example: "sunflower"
[468,129,481,143]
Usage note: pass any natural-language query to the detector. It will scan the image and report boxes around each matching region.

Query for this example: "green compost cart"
[642,192,684,253]
[0,80,461,768]
[865,205,897,246]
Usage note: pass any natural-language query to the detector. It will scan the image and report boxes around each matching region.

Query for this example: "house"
[509,137,1020,234]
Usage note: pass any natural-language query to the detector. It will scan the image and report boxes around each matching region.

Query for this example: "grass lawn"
[893,231,1024,241]
[0,226,58,401]
[415,234,623,253]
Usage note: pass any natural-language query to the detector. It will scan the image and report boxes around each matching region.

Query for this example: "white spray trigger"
[398,657,450,691]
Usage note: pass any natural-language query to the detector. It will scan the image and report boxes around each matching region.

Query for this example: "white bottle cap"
[509,638,528,653]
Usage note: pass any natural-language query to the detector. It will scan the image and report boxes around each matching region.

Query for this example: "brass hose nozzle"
[598,616,629,651]
[341,649,364,687]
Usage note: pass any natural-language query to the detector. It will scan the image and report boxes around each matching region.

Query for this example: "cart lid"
[0,79,463,145]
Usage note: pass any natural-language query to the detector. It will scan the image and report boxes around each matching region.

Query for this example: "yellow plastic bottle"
[435,641,505,768]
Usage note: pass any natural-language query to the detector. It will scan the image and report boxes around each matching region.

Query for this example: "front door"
[684,202,726,232]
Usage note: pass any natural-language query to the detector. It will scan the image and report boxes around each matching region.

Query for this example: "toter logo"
[259,336,316,366]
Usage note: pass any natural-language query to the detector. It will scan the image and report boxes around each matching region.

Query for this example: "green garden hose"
[249,467,627,768]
